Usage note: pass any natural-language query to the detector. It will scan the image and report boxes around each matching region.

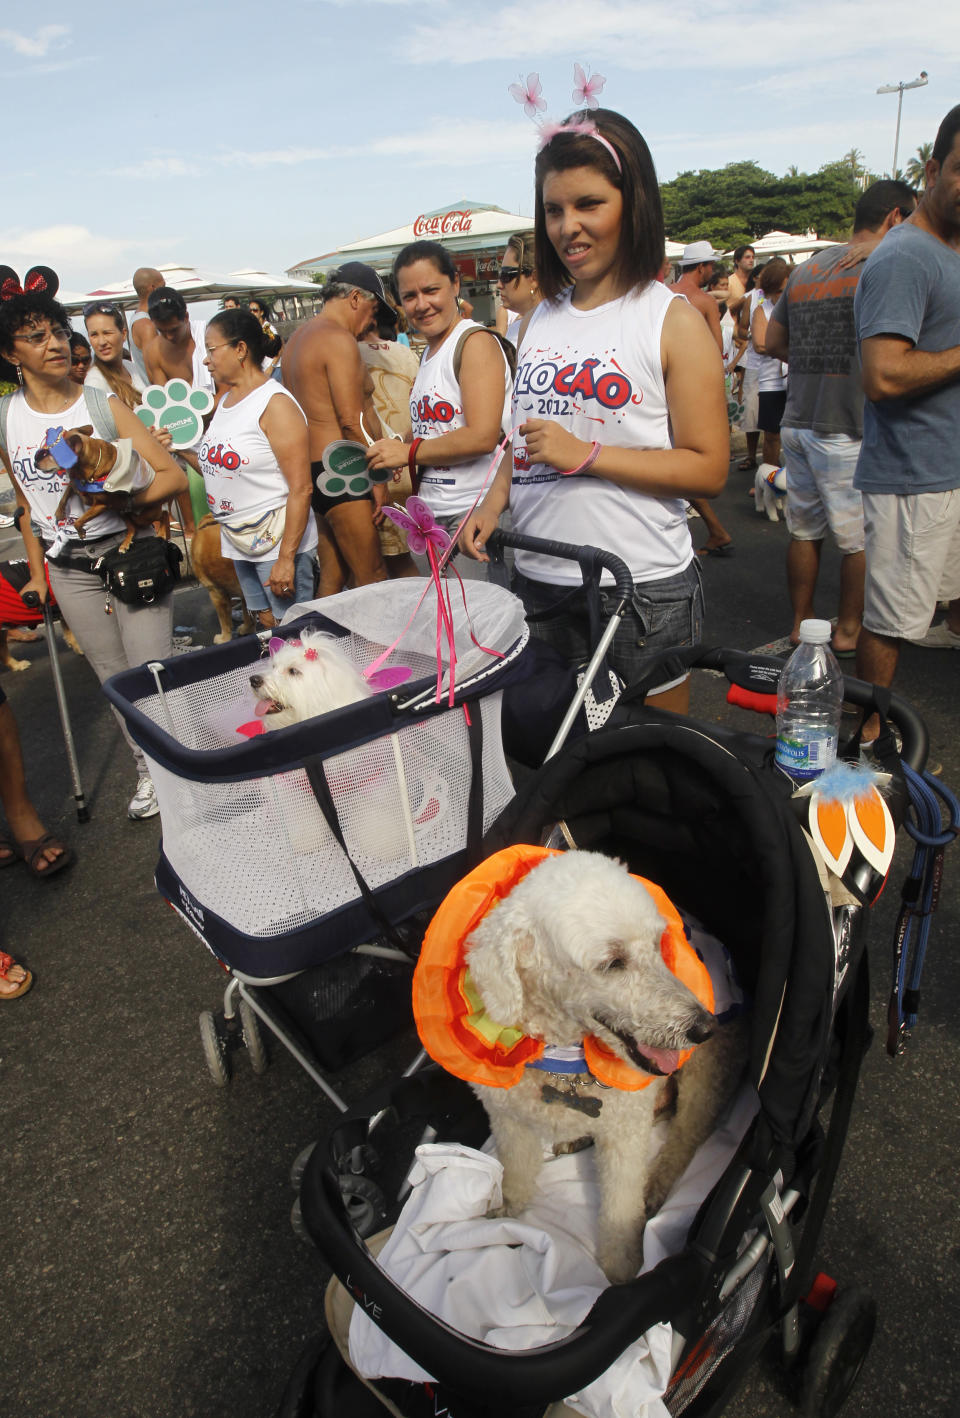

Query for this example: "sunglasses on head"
[83,301,121,320]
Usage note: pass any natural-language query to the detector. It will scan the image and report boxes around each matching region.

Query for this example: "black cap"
[331,261,391,317]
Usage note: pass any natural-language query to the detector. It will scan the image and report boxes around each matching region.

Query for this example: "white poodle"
[249,630,371,729]
[754,463,787,521]
[465,851,746,1284]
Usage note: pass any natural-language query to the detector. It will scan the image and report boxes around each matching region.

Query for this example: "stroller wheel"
[199,1010,231,1087]
[290,1143,317,1190]
[800,1286,877,1418]
[338,1174,386,1239]
[238,999,269,1074]
[290,1196,316,1248]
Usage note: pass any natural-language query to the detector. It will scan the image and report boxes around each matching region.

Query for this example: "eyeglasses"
[14,325,72,348]
[83,301,121,320]
[498,266,532,284]
[205,341,237,355]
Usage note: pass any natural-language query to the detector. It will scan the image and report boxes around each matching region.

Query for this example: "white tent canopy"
[722,229,838,262]
[59,264,318,314]
[288,201,536,279]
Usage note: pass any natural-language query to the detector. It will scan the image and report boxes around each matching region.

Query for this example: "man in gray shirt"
[853,105,960,733]
[766,181,915,656]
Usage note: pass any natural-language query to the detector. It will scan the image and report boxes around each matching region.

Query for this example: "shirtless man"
[144,286,214,391]
[128,267,164,384]
[726,245,756,321]
[673,242,734,554]
[282,262,390,592]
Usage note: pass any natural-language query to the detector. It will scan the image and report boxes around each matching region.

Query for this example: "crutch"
[13,508,89,822]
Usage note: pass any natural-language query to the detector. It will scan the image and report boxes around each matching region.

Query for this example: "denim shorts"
[233,551,316,617]
[514,559,704,693]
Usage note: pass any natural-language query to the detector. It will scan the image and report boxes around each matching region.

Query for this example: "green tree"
[660,158,860,245]
[906,141,933,190]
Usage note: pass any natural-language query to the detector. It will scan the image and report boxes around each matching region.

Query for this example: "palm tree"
[842,148,865,180]
[906,141,933,190]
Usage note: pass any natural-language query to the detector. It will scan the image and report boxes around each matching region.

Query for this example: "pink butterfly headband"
[508,65,621,175]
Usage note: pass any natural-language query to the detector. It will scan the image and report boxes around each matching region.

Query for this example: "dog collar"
[413,844,714,1093]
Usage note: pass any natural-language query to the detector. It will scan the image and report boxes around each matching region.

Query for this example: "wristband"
[561,441,602,477]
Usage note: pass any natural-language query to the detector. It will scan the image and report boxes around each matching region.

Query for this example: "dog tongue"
[253,699,276,718]
[634,1043,681,1075]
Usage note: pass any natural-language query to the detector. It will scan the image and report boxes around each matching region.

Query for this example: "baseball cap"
[331,261,392,317]
[679,240,723,267]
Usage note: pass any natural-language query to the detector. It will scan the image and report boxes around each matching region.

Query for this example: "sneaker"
[128,774,160,820]
[0,512,15,527]
[909,621,960,649]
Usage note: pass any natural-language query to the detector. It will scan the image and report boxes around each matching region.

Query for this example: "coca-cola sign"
[412,209,474,238]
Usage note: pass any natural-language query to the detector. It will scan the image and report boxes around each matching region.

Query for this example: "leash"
[886,762,960,1057]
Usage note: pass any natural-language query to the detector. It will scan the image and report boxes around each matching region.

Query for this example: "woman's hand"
[269,554,297,599]
[149,425,174,450]
[459,505,501,562]
[21,574,48,606]
[520,420,592,474]
[366,439,409,475]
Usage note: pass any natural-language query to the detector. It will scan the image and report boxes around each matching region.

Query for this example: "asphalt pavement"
[3,461,958,1418]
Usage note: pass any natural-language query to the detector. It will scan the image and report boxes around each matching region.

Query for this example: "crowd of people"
[2,100,958,999]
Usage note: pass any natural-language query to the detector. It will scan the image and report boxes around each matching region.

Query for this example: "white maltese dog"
[754,463,787,521]
[249,630,371,730]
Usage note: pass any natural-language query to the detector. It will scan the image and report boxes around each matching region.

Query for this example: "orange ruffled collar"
[412,844,714,1092]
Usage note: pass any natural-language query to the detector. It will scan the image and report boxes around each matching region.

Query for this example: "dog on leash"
[36,426,163,553]
[190,515,254,643]
[464,851,746,1285]
[249,629,371,730]
[754,463,787,522]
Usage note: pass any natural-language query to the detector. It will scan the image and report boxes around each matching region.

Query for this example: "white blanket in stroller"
[348,1084,758,1417]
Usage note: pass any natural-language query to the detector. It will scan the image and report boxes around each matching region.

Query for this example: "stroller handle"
[486,529,636,605]
[692,646,929,772]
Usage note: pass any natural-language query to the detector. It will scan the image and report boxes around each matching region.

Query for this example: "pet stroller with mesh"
[284,651,929,1418]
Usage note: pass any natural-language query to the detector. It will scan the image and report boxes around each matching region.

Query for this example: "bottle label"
[775,731,837,780]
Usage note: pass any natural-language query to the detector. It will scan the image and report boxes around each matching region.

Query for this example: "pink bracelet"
[560,441,602,477]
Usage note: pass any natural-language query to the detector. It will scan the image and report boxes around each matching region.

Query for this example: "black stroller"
[285,656,928,1418]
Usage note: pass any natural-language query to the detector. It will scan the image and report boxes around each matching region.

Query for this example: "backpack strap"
[0,391,14,455]
[82,385,119,441]
[452,325,517,384]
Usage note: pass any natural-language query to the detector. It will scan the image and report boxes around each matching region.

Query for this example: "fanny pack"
[219,505,286,556]
[94,536,183,605]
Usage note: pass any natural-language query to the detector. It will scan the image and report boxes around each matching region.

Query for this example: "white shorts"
[862,488,960,639]
[782,428,864,554]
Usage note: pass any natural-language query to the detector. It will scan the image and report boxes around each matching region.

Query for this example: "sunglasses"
[83,301,122,319]
[497,266,532,284]
[14,325,72,348]
[71,351,92,365]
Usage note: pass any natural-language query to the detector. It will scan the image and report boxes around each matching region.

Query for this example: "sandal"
[737,457,758,471]
[0,833,21,868]
[0,950,33,1000]
[20,833,75,880]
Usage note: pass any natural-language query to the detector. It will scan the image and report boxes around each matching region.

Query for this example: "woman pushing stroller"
[461,106,729,713]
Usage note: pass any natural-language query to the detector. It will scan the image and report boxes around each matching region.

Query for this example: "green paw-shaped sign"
[136,380,215,449]
[318,440,392,500]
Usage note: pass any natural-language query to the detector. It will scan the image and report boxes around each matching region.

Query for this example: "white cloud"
[0,24,69,59]
[0,225,182,289]
[107,157,207,179]
[401,1,951,74]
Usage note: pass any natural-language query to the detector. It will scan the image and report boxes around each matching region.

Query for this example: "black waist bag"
[95,537,182,605]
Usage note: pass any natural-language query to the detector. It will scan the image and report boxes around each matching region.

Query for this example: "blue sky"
[1,0,951,294]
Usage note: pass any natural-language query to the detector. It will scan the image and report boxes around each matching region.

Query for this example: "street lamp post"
[876,72,929,177]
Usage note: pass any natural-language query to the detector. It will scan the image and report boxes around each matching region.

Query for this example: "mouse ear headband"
[0,265,60,301]
[508,64,621,174]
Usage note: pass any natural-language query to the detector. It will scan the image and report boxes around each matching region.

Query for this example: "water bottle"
[775,619,844,783]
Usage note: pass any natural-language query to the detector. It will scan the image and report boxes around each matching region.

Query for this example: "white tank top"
[197,381,318,561]
[410,319,512,520]
[510,285,693,586]
[128,311,153,384]
[753,295,788,392]
[190,320,215,392]
[741,289,764,371]
[4,389,128,544]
